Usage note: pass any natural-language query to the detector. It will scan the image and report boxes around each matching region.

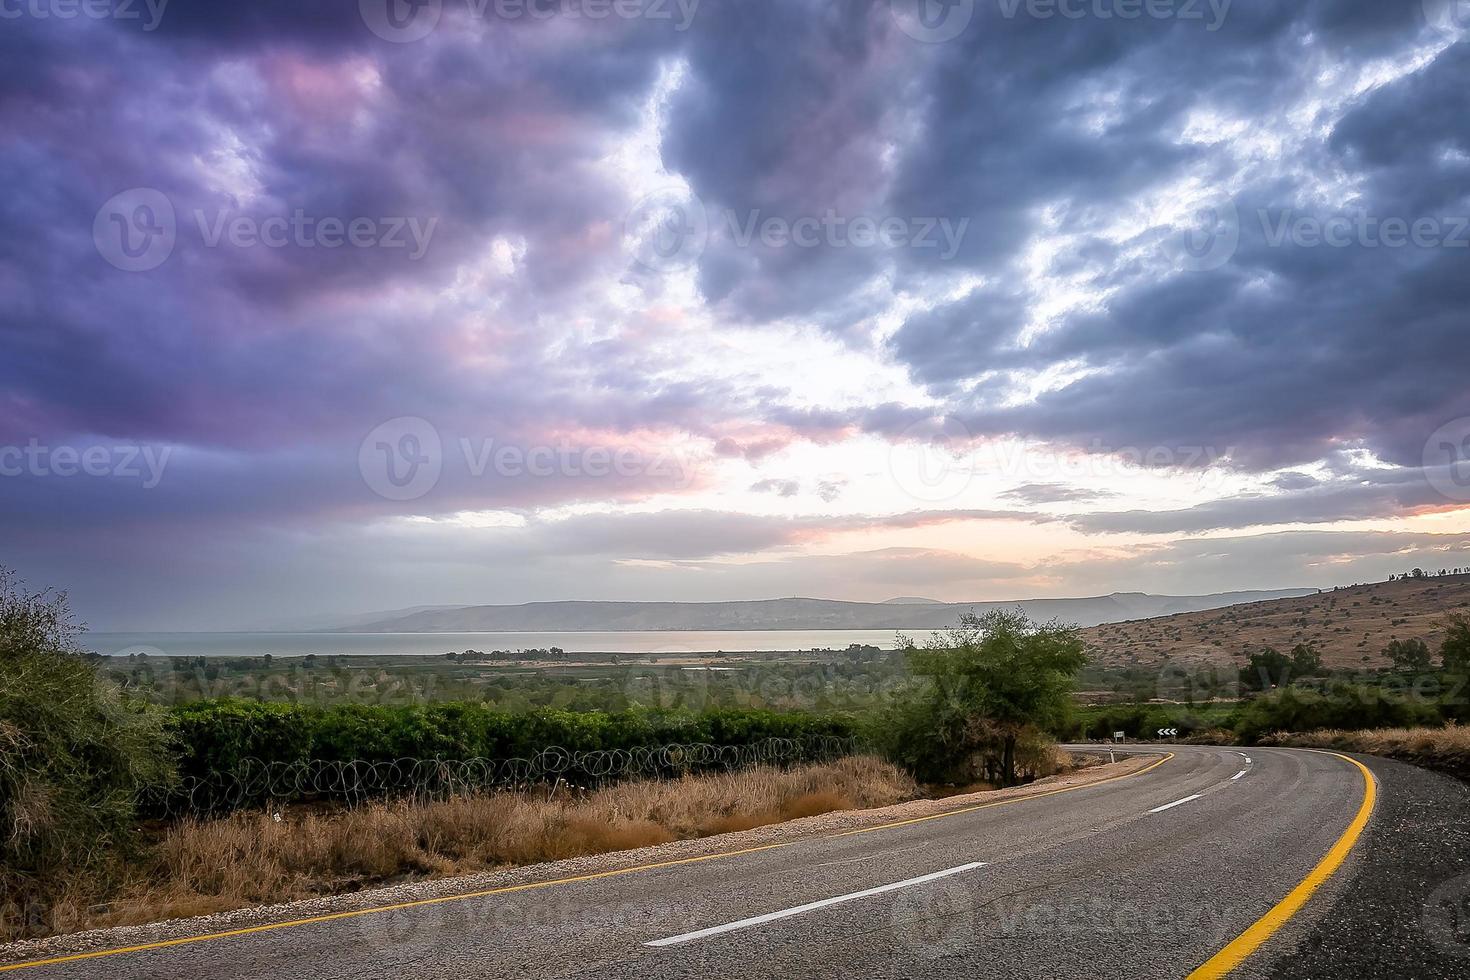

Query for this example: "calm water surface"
[87,630,905,658]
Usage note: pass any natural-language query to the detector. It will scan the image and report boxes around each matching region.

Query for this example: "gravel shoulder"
[0,756,1153,965]
[1261,753,1470,979]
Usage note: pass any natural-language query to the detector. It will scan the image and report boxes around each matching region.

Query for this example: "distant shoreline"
[84,629,907,658]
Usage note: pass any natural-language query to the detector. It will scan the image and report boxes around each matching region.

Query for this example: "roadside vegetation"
[0,569,1088,943]
[21,756,918,940]
[166,699,859,783]
[880,609,1085,786]
[9,559,1470,944]
[0,570,175,943]
[1261,725,1470,782]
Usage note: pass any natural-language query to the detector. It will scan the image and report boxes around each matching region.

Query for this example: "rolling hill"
[1081,573,1470,668]
[332,589,1315,634]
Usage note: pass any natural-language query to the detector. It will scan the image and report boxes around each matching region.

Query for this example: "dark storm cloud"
[750,477,800,497]
[0,10,698,459]
[1069,468,1447,536]
[10,1,1458,484]
[524,506,1043,561]
[1058,528,1470,597]
[2,1,1467,626]
[1002,483,1117,505]
[883,11,1468,474]
[1271,472,1321,491]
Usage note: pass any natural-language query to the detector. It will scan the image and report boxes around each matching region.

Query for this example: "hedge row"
[165,700,862,779]
[1063,675,1463,744]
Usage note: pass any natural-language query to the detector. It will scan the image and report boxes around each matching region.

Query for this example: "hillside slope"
[335,590,1315,633]
[1081,574,1470,668]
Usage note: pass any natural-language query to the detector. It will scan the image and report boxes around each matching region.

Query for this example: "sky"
[3,0,1470,631]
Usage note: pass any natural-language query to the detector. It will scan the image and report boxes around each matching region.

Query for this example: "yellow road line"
[829,751,1174,837]
[0,752,1172,973]
[1187,750,1377,979]
[0,842,797,974]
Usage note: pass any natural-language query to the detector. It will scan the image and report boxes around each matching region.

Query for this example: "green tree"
[1441,613,1470,673]
[1289,643,1325,677]
[0,569,175,936]
[895,609,1087,787]
[1239,647,1292,691]
[1383,638,1433,672]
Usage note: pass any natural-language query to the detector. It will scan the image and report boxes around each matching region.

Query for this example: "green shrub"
[879,610,1086,786]
[1233,681,1443,744]
[164,699,861,777]
[1060,702,1240,741]
[0,570,174,937]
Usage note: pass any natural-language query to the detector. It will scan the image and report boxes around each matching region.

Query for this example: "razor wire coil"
[147,735,861,818]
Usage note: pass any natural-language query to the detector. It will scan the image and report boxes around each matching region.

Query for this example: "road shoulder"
[1259,754,1470,978]
[0,755,1158,967]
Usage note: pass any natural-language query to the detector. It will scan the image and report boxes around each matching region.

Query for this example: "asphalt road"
[11,745,1465,979]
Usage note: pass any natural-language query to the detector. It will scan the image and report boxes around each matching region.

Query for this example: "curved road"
[6,745,1468,978]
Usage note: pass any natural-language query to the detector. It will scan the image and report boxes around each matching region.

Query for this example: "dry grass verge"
[25,756,916,940]
[1,752,1151,962]
[1262,724,1470,780]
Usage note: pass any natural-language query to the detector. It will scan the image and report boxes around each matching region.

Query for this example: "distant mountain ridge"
[330,589,1318,633]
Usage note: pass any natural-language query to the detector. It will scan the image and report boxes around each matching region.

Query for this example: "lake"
[85,630,909,658]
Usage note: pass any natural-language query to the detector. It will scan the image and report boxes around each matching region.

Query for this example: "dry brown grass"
[1180,728,1238,745]
[1262,724,1470,780]
[37,756,915,939]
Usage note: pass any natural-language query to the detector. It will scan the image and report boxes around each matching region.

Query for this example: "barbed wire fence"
[146,734,864,819]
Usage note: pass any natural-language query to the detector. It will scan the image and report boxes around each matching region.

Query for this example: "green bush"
[1060,702,1240,741]
[1233,681,1443,744]
[0,570,174,936]
[878,610,1086,786]
[164,699,862,778]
